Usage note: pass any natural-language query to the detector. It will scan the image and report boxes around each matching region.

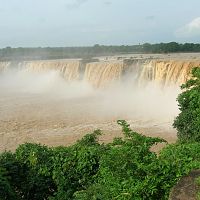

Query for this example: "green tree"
[0,167,17,200]
[173,67,200,142]
[15,143,56,200]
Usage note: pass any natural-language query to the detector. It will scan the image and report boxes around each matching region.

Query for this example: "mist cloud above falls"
[0,69,180,125]
[99,84,179,121]
[0,70,93,99]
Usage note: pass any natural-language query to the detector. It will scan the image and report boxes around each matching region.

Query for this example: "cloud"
[175,17,200,38]
[65,0,88,10]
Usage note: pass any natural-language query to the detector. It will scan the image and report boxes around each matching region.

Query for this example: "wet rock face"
[169,170,200,200]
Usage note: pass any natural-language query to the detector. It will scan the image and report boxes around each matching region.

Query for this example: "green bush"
[50,130,106,200]
[0,167,17,200]
[173,67,200,142]
[74,121,167,200]
[0,121,200,200]
[0,145,56,200]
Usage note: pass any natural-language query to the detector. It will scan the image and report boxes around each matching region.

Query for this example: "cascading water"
[22,60,81,81]
[0,62,11,72]
[84,61,124,88]
[1,59,200,87]
[138,60,200,87]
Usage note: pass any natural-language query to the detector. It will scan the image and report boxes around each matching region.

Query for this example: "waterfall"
[0,62,11,72]
[84,61,124,88]
[138,60,200,87]
[0,58,200,87]
[23,60,81,81]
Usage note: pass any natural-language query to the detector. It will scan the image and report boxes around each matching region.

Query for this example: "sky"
[0,0,200,47]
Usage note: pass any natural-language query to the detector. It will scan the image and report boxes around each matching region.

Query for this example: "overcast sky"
[0,0,200,47]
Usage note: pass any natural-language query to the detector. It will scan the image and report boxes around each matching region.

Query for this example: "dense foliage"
[173,67,200,142]
[1,42,200,61]
[1,120,200,200]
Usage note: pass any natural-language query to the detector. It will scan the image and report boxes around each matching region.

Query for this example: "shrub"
[173,67,200,142]
[0,167,17,200]
[1,121,200,199]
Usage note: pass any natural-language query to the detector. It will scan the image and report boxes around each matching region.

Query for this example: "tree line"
[1,42,200,61]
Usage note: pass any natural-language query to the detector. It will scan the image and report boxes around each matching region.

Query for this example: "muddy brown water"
[0,90,177,152]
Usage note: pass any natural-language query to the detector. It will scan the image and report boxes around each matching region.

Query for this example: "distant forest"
[1,42,200,61]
